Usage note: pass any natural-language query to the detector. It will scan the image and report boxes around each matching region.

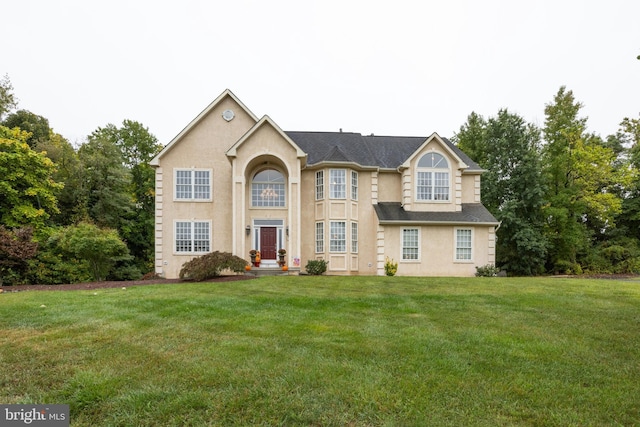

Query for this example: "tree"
[78,132,133,231]
[541,87,627,273]
[0,74,17,120]
[52,222,132,281]
[2,110,52,148]
[0,126,62,230]
[34,133,88,225]
[88,120,162,271]
[455,110,548,275]
[452,112,488,166]
[0,226,38,286]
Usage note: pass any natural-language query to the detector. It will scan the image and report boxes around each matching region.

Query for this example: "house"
[150,90,498,278]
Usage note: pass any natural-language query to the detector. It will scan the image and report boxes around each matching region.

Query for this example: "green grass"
[1,276,639,426]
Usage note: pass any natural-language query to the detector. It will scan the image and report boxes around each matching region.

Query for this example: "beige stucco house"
[150,89,498,278]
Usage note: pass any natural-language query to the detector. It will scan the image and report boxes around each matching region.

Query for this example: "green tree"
[452,112,488,166]
[541,87,627,272]
[89,120,162,272]
[35,133,88,225]
[0,126,62,230]
[78,133,133,231]
[455,110,548,275]
[2,110,51,148]
[0,74,17,120]
[52,222,132,281]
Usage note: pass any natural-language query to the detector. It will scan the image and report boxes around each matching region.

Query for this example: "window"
[351,222,358,253]
[175,169,211,200]
[175,221,210,253]
[456,229,472,261]
[315,222,324,253]
[330,169,346,199]
[330,221,346,252]
[252,169,285,207]
[316,170,324,200]
[416,153,449,201]
[351,171,358,200]
[402,228,419,260]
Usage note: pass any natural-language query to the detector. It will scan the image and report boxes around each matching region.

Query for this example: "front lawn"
[0,276,638,426]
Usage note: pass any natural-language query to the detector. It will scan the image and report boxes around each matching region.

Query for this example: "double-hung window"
[330,169,346,199]
[315,222,324,253]
[316,170,324,200]
[455,228,472,261]
[175,221,210,253]
[329,221,346,252]
[175,169,211,201]
[402,228,419,260]
[351,171,358,200]
[351,222,358,253]
[416,153,449,201]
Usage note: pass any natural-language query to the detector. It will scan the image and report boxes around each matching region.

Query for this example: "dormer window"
[416,152,449,201]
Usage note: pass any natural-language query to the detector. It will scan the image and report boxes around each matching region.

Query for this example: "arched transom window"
[416,152,449,201]
[252,169,286,207]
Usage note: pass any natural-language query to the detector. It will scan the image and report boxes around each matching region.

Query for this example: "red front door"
[260,227,277,260]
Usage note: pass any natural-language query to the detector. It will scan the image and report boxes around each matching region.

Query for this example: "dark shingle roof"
[285,131,483,171]
[374,202,498,225]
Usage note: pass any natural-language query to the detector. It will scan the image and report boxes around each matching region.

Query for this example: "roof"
[286,131,483,171]
[374,202,499,225]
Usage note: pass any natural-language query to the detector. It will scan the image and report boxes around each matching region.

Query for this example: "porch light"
[245,225,251,235]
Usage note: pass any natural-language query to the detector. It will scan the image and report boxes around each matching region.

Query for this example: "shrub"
[305,259,328,275]
[475,264,500,277]
[179,251,248,281]
[384,257,398,276]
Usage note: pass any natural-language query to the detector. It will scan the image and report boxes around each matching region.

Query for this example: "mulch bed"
[0,275,256,293]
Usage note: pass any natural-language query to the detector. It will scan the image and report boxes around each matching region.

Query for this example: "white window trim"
[173,220,212,254]
[401,227,421,262]
[351,170,358,201]
[316,170,324,201]
[329,169,347,200]
[415,153,450,203]
[351,221,358,253]
[454,227,474,263]
[315,221,324,253]
[329,221,347,253]
[251,169,286,208]
[173,168,213,202]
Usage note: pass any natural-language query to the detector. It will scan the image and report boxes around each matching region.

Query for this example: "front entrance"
[260,227,278,260]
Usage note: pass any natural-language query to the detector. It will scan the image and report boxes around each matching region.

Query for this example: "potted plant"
[250,250,261,267]
[278,248,286,267]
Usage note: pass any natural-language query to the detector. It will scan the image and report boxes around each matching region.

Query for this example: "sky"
[2,0,639,145]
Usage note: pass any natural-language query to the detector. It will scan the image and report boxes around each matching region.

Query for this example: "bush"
[384,257,398,276]
[179,251,248,281]
[305,259,328,275]
[475,264,500,277]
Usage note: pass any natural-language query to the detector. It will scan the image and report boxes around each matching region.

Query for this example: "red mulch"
[0,275,256,293]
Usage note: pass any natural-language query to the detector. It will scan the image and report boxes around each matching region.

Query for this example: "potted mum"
[278,248,286,267]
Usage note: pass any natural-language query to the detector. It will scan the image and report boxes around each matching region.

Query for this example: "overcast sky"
[2,0,639,145]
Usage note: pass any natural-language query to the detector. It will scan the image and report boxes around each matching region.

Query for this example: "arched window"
[251,169,286,207]
[416,152,449,201]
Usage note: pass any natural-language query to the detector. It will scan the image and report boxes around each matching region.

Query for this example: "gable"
[150,89,258,166]
[226,115,307,164]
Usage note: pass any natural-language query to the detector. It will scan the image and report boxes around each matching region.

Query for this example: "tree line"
[1,75,639,284]
[454,86,640,275]
[0,75,162,285]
